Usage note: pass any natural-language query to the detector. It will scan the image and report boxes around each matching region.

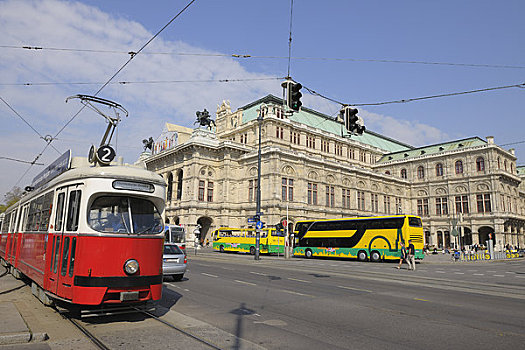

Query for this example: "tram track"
[59,304,225,350]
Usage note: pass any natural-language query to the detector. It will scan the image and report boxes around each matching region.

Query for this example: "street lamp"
[254,105,265,261]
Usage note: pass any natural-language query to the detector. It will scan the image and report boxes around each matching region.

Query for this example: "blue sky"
[1,0,524,200]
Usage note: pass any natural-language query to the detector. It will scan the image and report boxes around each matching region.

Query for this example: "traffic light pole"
[255,107,263,261]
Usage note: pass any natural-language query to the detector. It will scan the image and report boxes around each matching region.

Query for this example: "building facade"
[144,95,525,250]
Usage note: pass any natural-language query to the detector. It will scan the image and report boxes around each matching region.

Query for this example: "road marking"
[473,273,484,276]
[235,280,256,286]
[287,278,311,283]
[280,289,312,297]
[454,272,465,275]
[435,271,446,274]
[505,272,514,274]
[516,276,525,279]
[338,285,372,293]
[201,273,218,278]
[250,271,268,276]
[414,298,429,302]
[487,270,496,273]
[493,275,505,277]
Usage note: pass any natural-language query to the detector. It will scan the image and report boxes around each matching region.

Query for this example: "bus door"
[48,186,81,299]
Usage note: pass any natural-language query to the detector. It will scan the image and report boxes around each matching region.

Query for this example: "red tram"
[0,151,166,306]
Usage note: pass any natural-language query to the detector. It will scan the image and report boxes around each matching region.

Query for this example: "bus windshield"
[165,225,186,244]
[88,196,163,234]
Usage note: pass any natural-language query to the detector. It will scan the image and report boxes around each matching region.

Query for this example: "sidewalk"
[0,266,49,349]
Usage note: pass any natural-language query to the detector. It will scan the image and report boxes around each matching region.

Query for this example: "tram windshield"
[88,196,163,234]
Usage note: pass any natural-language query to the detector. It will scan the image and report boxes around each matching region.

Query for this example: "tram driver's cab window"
[88,196,163,234]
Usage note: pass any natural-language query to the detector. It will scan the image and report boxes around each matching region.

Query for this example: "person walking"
[397,241,407,269]
[407,239,416,271]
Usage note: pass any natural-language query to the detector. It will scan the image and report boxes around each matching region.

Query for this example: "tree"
[1,186,22,212]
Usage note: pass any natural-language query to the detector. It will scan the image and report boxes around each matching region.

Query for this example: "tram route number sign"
[96,145,116,165]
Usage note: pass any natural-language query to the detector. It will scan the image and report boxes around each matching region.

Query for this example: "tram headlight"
[124,259,139,275]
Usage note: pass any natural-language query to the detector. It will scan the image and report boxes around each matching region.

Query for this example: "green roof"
[517,166,525,176]
[240,95,412,153]
[377,137,487,163]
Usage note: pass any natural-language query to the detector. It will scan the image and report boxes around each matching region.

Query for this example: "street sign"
[247,218,256,223]
[256,212,264,216]
[256,221,264,229]
[282,220,287,227]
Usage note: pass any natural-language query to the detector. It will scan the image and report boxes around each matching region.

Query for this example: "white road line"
[454,272,465,275]
[235,280,257,286]
[201,273,218,278]
[338,285,372,293]
[250,271,268,276]
[493,275,505,277]
[515,276,525,279]
[473,273,485,276]
[280,289,312,297]
[287,278,311,283]
[505,272,514,274]
[435,271,446,274]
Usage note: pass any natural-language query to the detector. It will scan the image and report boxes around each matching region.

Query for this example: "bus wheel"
[370,251,381,262]
[250,246,256,255]
[357,250,367,262]
[305,249,313,258]
[220,245,225,253]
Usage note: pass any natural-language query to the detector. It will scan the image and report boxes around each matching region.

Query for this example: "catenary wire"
[9,0,197,191]
[0,156,44,165]
[287,0,294,78]
[3,45,525,70]
[0,77,285,86]
[303,82,525,107]
[0,96,62,154]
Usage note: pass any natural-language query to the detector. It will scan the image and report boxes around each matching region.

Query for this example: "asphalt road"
[163,251,525,350]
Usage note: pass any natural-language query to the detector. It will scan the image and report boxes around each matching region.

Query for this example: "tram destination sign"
[31,150,71,189]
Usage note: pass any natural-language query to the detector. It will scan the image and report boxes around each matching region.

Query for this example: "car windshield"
[164,244,183,255]
[88,196,163,234]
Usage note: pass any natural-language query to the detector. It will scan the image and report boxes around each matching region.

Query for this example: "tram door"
[48,186,81,299]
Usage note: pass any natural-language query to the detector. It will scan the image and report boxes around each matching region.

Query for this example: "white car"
[163,244,187,281]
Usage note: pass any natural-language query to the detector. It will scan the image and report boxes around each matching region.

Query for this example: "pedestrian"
[397,241,407,269]
[206,238,210,247]
[407,239,416,271]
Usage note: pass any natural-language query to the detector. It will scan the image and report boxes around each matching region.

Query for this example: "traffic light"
[342,107,365,135]
[283,81,302,111]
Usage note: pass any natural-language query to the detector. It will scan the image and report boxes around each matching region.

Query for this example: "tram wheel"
[250,246,256,255]
[370,250,381,262]
[220,245,225,253]
[305,249,313,258]
[357,250,368,262]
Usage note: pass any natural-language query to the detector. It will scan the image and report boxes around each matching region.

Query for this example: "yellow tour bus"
[293,215,424,262]
[212,227,286,255]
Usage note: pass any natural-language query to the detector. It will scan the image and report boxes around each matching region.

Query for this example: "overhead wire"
[0,77,285,86]
[303,82,525,107]
[0,156,44,165]
[3,44,525,70]
[0,96,62,155]
[9,0,197,190]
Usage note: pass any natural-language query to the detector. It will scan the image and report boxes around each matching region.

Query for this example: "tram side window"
[26,198,41,231]
[69,237,76,277]
[66,190,81,231]
[39,192,54,231]
[2,213,11,234]
[60,237,70,276]
[54,193,65,231]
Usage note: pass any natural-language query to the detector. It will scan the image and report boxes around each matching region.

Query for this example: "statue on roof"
[195,109,216,130]
[142,137,154,152]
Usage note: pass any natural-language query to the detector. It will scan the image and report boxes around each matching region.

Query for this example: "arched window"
[417,166,425,179]
[167,173,173,201]
[455,160,463,174]
[176,170,183,200]
[385,170,391,175]
[497,157,501,169]
[435,163,443,177]
[504,160,507,171]
[511,163,514,173]
[401,168,407,179]
[476,157,485,172]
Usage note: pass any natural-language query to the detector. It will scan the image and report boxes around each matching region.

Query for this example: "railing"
[452,250,523,262]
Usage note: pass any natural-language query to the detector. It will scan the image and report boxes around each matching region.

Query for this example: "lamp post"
[254,106,264,261]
